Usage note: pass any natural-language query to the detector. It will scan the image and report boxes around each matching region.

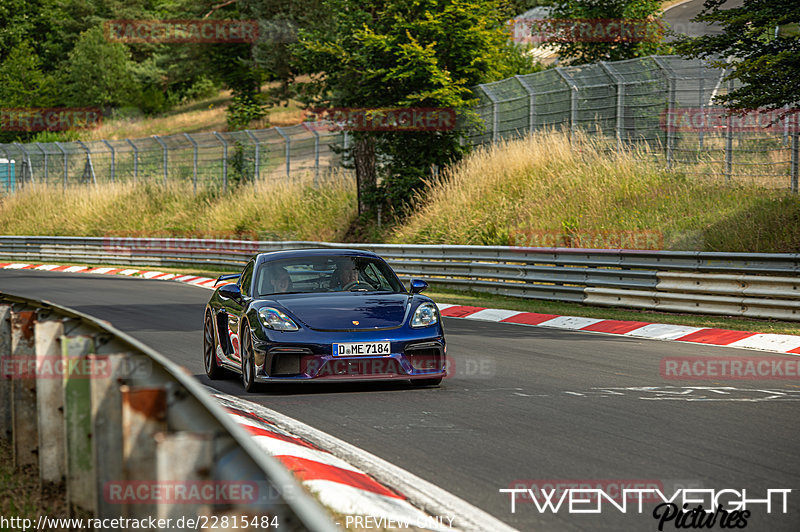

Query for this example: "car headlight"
[258,307,299,331]
[411,302,438,328]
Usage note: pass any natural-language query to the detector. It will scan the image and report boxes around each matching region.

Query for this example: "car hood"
[271,292,412,331]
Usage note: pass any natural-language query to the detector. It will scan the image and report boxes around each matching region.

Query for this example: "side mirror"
[218,283,242,301]
[410,279,428,294]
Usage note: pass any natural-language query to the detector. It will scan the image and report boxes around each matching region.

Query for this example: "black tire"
[241,323,260,393]
[411,377,443,387]
[204,313,226,380]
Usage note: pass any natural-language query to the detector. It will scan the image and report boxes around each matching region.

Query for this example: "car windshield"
[254,255,406,297]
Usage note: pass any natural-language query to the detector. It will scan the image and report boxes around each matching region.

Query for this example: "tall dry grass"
[0,171,356,242]
[392,130,800,252]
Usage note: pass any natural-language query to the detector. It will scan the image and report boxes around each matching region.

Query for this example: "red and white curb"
[435,304,800,355]
[0,263,229,290]
[210,390,514,532]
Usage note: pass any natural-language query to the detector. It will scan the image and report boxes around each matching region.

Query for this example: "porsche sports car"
[203,249,446,392]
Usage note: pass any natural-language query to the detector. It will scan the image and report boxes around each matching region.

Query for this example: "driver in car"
[331,262,361,291]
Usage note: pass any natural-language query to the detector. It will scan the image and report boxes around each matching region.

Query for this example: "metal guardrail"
[0,236,799,321]
[0,291,336,531]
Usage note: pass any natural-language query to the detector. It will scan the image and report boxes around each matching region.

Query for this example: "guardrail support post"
[63,334,96,515]
[153,135,168,186]
[0,305,11,441]
[91,353,135,518]
[184,133,199,197]
[213,132,229,193]
[155,432,214,520]
[121,385,167,519]
[11,310,38,469]
[35,319,66,487]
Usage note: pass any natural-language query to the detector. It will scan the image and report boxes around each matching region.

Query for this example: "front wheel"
[241,324,260,393]
[204,313,225,380]
[411,377,442,387]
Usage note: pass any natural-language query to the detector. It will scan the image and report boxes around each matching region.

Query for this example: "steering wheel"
[343,280,374,291]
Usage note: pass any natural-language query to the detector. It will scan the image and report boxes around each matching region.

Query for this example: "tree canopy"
[676,0,800,112]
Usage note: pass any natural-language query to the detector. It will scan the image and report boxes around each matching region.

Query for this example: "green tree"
[0,41,56,107]
[551,0,664,64]
[675,0,800,111]
[62,26,138,108]
[296,0,537,216]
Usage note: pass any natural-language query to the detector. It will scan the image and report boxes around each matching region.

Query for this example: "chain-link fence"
[2,55,798,195]
[0,123,346,195]
[471,55,799,191]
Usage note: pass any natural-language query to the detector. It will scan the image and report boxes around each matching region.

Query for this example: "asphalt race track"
[1,270,798,531]
[662,0,744,38]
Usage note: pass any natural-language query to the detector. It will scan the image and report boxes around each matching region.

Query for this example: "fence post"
[75,140,97,185]
[275,127,291,177]
[698,61,705,150]
[555,68,579,141]
[183,133,198,197]
[652,57,676,169]
[14,143,34,185]
[35,143,48,184]
[724,79,734,183]
[55,141,68,190]
[600,62,624,151]
[125,139,138,181]
[515,75,536,135]
[244,130,260,187]
[477,84,499,142]
[302,123,320,184]
[791,131,798,193]
[152,135,168,186]
[102,140,115,183]
[213,132,228,193]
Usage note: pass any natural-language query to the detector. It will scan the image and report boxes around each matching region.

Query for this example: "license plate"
[333,342,391,356]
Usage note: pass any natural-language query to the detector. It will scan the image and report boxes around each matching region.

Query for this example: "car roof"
[255,248,381,266]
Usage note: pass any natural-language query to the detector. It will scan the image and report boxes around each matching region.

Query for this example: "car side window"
[239,262,254,297]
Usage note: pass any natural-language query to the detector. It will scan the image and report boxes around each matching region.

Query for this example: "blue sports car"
[203,249,446,392]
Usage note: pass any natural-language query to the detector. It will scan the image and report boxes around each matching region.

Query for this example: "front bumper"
[250,327,446,383]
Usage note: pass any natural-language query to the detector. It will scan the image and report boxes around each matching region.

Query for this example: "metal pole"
[301,123,320,183]
[35,143,48,184]
[244,130,260,187]
[274,127,291,177]
[652,56,677,169]
[477,84,499,142]
[213,132,228,192]
[725,79,734,183]
[183,133,198,196]
[555,68,579,141]
[698,61,705,150]
[152,135,168,185]
[791,132,798,193]
[515,75,536,135]
[102,140,115,183]
[600,62,624,151]
[76,140,97,185]
[55,141,68,190]
[14,143,34,185]
[126,139,138,181]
